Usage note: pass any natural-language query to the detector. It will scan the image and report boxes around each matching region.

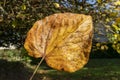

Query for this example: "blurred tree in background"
[0,0,120,57]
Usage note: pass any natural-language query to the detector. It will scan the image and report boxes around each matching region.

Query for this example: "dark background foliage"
[0,0,120,58]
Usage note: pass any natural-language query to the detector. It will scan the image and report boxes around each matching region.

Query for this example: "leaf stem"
[29,55,46,80]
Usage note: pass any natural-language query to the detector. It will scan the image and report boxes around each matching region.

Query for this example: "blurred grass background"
[0,49,120,80]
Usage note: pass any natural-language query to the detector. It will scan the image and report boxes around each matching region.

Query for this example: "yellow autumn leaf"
[117,49,120,54]
[110,12,118,17]
[112,24,119,30]
[12,20,17,28]
[116,44,120,53]
[101,45,105,50]
[116,17,120,23]
[114,1,120,5]
[118,36,120,41]
[96,43,101,47]
[104,45,108,50]
[53,3,60,8]
[117,43,120,47]
[114,34,118,39]
[114,41,117,44]
[112,44,116,49]
[106,18,110,22]
[21,4,26,10]
[97,0,102,3]
[24,13,93,72]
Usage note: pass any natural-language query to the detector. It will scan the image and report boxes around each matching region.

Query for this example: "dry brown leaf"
[24,13,93,72]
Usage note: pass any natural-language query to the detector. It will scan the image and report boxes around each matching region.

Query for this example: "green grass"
[38,59,120,80]
[0,49,120,80]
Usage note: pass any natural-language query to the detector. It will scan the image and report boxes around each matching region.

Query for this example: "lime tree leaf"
[116,18,120,23]
[21,4,26,10]
[53,3,60,8]
[12,20,17,28]
[114,1,120,6]
[24,13,93,72]
[112,24,119,31]
[97,0,102,3]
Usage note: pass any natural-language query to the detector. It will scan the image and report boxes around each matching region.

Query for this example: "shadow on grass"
[0,59,44,80]
[0,59,120,80]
